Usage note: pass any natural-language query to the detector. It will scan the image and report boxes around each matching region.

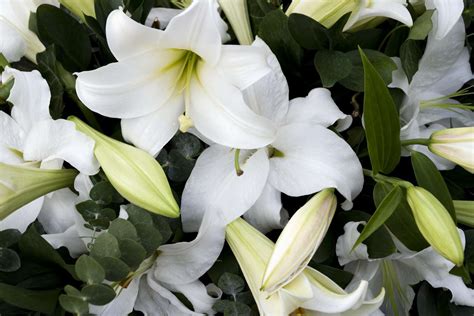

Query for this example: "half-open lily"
[0,67,98,232]
[76,0,276,155]
[337,221,474,315]
[227,217,385,315]
[286,0,413,32]
[390,15,474,170]
[0,0,58,62]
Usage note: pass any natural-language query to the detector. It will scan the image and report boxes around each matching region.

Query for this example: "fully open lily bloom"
[181,38,362,234]
[286,0,413,32]
[227,218,385,315]
[76,0,277,156]
[409,0,464,39]
[0,67,98,232]
[0,0,58,62]
[337,222,474,315]
[428,127,474,173]
[390,16,474,170]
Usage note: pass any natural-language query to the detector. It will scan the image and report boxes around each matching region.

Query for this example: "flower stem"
[234,149,244,176]
[401,138,430,146]
[362,168,413,188]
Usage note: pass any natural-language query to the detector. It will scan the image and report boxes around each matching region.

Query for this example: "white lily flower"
[336,221,474,315]
[409,0,464,39]
[390,16,474,170]
[76,0,277,155]
[227,218,385,316]
[0,67,98,232]
[286,0,413,32]
[0,0,59,62]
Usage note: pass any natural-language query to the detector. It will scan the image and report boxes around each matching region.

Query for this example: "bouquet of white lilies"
[0,0,473,315]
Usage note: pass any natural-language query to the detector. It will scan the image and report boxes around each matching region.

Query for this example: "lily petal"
[0,111,25,164]
[90,277,140,316]
[388,57,409,94]
[37,188,76,234]
[181,145,269,232]
[244,183,288,233]
[0,19,26,62]
[242,37,289,126]
[286,88,352,131]
[154,211,226,284]
[121,95,184,157]
[3,68,51,131]
[268,123,363,208]
[106,10,163,60]
[42,225,87,258]
[22,119,99,175]
[163,280,219,314]
[76,50,184,119]
[0,197,43,233]
[161,0,228,65]
[189,62,277,149]
[426,0,464,39]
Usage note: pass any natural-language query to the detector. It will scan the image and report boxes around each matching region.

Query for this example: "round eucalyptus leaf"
[126,205,153,226]
[0,229,21,248]
[119,239,147,269]
[96,257,130,281]
[171,133,202,159]
[135,224,162,256]
[213,300,251,316]
[81,284,116,305]
[90,232,121,258]
[59,294,88,314]
[218,273,245,296]
[90,181,124,205]
[75,255,105,284]
[108,218,138,241]
[0,248,20,272]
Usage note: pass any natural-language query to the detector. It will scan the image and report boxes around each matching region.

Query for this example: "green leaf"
[76,200,116,230]
[0,229,21,248]
[59,294,88,314]
[353,186,403,250]
[118,239,147,269]
[0,248,21,272]
[90,232,121,258]
[75,255,105,284]
[258,10,303,70]
[411,151,456,220]
[126,205,153,226]
[165,149,196,182]
[19,226,76,277]
[108,218,138,241]
[340,49,397,92]
[0,283,60,314]
[359,47,401,175]
[81,284,116,305]
[213,300,251,316]
[96,257,130,281]
[374,183,429,251]
[288,13,331,50]
[172,133,202,159]
[408,10,434,40]
[36,46,65,119]
[135,224,163,256]
[0,77,14,103]
[36,4,91,71]
[90,181,124,205]
[417,282,451,316]
[94,0,123,32]
[314,50,352,88]
[218,273,245,296]
[400,39,424,82]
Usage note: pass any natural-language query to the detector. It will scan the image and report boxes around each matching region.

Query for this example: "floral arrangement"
[0,0,473,315]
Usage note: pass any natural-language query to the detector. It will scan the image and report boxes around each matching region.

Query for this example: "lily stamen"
[234,148,244,176]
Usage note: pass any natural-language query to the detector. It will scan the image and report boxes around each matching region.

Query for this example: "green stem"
[234,149,244,176]
[400,138,430,146]
[363,168,413,188]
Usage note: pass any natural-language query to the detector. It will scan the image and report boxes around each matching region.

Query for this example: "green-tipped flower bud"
[0,163,77,220]
[286,0,357,28]
[407,186,464,266]
[219,0,253,45]
[454,200,474,228]
[59,0,95,20]
[68,116,179,218]
[429,127,474,174]
[261,189,337,293]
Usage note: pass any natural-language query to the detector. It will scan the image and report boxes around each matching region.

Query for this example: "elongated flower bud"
[68,116,179,218]
[286,0,357,28]
[218,0,253,45]
[59,0,95,20]
[0,162,77,220]
[428,127,474,173]
[261,189,337,293]
[407,186,464,266]
[454,200,474,228]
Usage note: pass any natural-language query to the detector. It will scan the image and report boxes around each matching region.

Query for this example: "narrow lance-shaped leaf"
[359,47,401,174]
[411,151,456,220]
[352,186,403,250]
